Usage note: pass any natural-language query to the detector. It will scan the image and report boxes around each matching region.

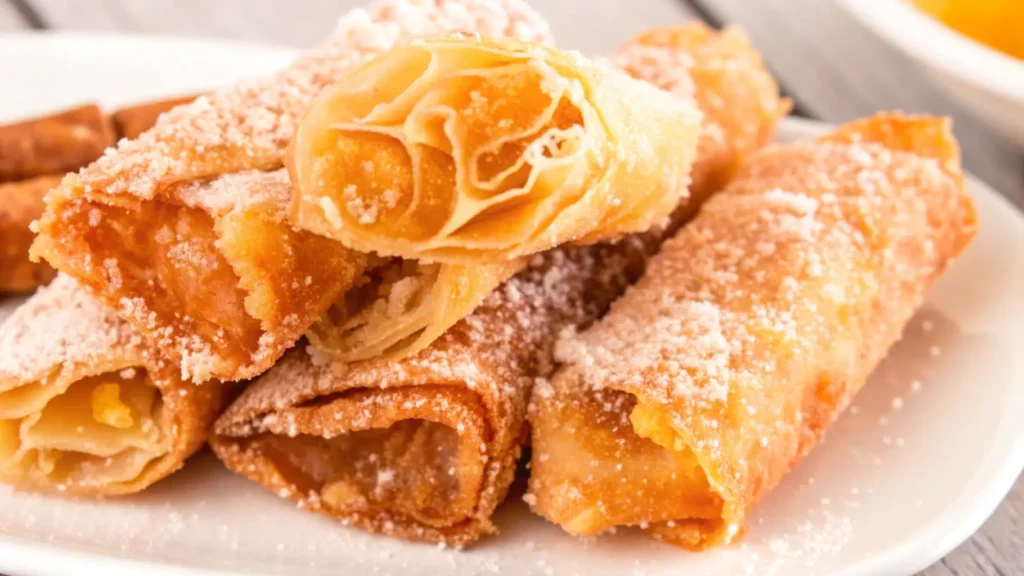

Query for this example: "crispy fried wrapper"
[210,239,654,547]
[0,104,115,183]
[31,0,554,383]
[0,175,60,292]
[528,114,978,549]
[288,37,701,263]
[111,94,201,140]
[0,276,230,496]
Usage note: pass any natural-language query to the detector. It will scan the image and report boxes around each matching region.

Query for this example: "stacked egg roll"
[210,22,785,546]
[0,105,115,292]
[0,104,113,184]
[528,114,978,549]
[1,176,61,292]
[0,276,229,495]
[31,0,554,382]
[288,36,701,263]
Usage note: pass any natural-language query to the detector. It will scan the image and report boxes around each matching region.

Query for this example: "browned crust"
[0,175,60,292]
[0,104,114,183]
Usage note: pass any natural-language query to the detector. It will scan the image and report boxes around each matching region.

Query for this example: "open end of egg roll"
[0,275,231,496]
[529,378,729,547]
[289,37,700,263]
[307,258,522,363]
[220,383,491,532]
[0,367,168,489]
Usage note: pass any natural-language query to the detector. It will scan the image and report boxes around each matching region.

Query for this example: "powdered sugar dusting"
[0,275,152,384]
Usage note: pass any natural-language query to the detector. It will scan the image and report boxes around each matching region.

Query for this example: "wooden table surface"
[1,0,1021,574]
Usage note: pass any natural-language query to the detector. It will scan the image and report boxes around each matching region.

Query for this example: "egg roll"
[209,24,785,547]
[0,104,114,183]
[211,240,653,546]
[528,114,978,549]
[31,0,553,383]
[0,175,60,292]
[0,275,230,496]
[111,94,201,140]
[288,37,701,263]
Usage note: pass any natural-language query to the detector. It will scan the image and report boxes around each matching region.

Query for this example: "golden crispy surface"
[0,276,230,496]
[0,175,60,292]
[0,104,114,183]
[289,37,701,262]
[529,114,978,549]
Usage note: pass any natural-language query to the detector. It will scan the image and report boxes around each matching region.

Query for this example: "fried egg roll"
[0,175,60,292]
[0,275,229,496]
[299,20,784,363]
[0,104,114,183]
[32,0,553,382]
[528,114,978,549]
[288,37,701,263]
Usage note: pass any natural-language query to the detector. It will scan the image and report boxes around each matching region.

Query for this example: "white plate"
[2,32,1024,576]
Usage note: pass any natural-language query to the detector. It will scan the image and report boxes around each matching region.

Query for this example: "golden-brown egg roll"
[0,104,114,183]
[209,22,786,547]
[31,0,553,383]
[528,114,978,549]
[0,175,60,292]
[0,275,229,496]
[289,37,701,263]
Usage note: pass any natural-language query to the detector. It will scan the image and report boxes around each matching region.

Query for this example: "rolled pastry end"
[1,367,166,494]
[0,277,229,496]
[528,375,734,548]
[211,356,507,546]
[289,37,701,263]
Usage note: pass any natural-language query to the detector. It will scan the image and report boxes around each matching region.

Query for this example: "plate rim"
[1,33,1022,576]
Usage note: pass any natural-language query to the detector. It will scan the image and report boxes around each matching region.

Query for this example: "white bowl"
[840,0,1024,148]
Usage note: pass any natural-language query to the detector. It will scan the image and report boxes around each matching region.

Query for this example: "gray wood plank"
[700,0,1024,209]
[26,0,698,54]
[0,0,31,30]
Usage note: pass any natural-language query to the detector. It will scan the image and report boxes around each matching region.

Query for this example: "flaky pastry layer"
[289,36,701,263]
